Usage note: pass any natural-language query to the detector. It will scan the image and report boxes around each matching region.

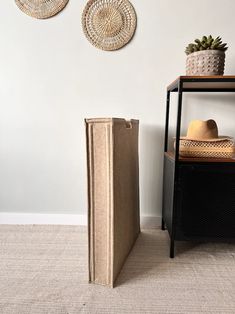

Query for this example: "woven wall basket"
[15,0,69,19]
[82,0,137,51]
[186,50,225,76]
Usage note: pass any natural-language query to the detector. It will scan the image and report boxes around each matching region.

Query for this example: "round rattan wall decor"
[82,0,137,51]
[15,0,69,19]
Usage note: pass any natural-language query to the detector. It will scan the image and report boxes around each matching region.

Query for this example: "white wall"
[1,0,235,219]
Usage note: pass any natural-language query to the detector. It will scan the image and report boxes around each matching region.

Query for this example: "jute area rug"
[0,225,235,314]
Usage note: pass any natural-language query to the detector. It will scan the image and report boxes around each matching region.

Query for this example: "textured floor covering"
[0,226,235,314]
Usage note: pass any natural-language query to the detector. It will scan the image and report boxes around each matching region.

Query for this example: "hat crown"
[186,119,218,140]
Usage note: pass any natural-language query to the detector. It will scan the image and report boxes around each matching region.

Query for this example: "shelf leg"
[161,218,165,230]
[164,91,171,152]
[170,238,175,258]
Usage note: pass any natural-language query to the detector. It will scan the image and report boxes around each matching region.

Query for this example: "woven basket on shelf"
[82,0,137,51]
[186,50,225,76]
[15,0,69,19]
[178,139,235,158]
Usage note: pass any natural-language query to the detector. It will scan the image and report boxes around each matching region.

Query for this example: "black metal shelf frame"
[162,76,235,258]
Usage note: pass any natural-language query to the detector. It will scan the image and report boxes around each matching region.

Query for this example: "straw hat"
[181,119,231,142]
[15,0,69,19]
[82,0,137,51]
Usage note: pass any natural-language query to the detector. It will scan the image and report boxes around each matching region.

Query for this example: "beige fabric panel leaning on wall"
[85,118,140,287]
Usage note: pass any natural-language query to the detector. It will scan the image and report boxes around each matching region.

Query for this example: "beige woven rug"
[0,225,235,313]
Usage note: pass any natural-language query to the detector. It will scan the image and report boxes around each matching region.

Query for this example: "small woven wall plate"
[15,0,69,19]
[82,0,137,51]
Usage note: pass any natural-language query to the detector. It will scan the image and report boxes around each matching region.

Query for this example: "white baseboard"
[140,215,161,229]
[0,213,161,228]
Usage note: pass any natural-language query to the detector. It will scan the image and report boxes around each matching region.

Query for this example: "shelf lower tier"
[165,151,235,163]
[163,152,235,257]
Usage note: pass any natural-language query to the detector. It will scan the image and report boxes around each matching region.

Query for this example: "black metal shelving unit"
[162,76,235,258]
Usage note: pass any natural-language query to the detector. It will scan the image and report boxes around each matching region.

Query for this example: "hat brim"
[180,135,232,142]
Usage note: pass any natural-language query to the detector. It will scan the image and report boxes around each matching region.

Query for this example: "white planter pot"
[186,50,225,76]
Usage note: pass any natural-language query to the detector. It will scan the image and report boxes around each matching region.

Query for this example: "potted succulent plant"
[185,35,228,76]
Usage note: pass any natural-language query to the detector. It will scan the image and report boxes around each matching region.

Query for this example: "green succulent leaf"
[185,35,228,55]
[218,43,227,48]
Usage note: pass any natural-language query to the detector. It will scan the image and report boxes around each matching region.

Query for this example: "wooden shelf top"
[167,76,235,92]
[165,151,235,163]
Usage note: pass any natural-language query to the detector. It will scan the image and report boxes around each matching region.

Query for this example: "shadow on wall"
[166,92,235,150]
[140,124,165,218]
[182,93,235,128]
